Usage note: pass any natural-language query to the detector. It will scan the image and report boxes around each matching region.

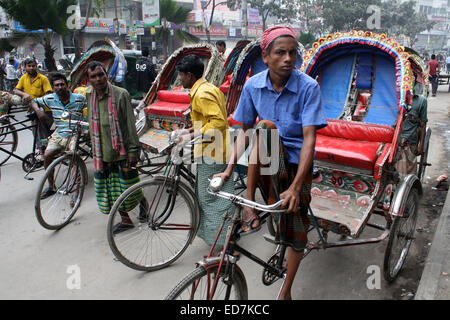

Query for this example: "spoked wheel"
[22,152,43,173]
[0,124,18,166]
[34,154,86,230]
[107,177,198,271]
[383,188,419,282]
[136,146,168,175]
[165,263,248,300]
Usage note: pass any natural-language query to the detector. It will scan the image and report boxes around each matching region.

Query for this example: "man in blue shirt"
[31,73,86,199]
[216,26,327,299]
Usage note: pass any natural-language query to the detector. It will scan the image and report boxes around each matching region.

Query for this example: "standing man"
[31,73,86,200]
[5,57,18,92]
[14,57,53,154]
[215,26,327,299]
[136,47,157,97]
[427,54,440,97]
[215,40,227,61]
[174,54,233,252]
[85,61,143,233]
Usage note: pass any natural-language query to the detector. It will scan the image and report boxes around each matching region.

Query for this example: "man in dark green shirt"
[396,79,428,177]
[85,61,144,234]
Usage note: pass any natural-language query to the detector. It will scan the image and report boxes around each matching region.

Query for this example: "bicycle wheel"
[34,154,86,230]
[165,263,248,300]
[383,188,419,282]
[0,124,18,166]
[107,176,199,271]
[137,146,168,175]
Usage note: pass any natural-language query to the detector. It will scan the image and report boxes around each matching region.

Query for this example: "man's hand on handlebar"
[213,167,233,183]
[280,185,302,214]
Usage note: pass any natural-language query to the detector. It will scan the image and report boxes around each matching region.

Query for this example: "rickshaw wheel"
[383,188,419,282]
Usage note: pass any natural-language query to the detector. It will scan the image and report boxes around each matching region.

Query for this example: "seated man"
[14,58,53,154]
[215,26,327,300]
[31,73,86,199]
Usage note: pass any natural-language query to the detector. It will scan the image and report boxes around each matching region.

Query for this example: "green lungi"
[93,160,142,214]
[195,159,235,247]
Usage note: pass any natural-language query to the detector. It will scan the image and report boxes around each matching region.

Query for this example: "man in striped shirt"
[31,73,86,199]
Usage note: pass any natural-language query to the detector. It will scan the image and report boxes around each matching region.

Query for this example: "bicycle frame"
[0,114,38,163]
[148,143,196,229]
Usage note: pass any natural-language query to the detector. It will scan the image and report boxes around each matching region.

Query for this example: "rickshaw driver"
[215,26,327,300]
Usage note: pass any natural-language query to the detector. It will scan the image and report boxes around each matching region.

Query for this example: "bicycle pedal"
[263,233,276,244]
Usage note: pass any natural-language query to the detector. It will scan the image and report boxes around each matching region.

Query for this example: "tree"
[379,0,436,47]
[158,0,200,57]
[298,32,316,49]
[71,0,107,64]
[295,0,325,36]
[318,0,382,33]
[0,0,77,71]
[200,0,228,43]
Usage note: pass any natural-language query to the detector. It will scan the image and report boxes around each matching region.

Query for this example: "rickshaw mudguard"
[389,174,422,217]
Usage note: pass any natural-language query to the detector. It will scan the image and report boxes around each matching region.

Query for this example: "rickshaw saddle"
[316,119,394,175]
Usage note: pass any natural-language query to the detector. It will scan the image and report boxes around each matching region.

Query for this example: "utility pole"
[242,0,248,39]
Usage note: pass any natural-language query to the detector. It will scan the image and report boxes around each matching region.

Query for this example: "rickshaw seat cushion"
[317,119,394,143]
[157,90,190,104]
[315,135,381,171]
[145,101,190,119]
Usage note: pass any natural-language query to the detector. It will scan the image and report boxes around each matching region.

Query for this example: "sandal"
[240,215,261,236]
[40,187,56,200]
[112,222,134,235]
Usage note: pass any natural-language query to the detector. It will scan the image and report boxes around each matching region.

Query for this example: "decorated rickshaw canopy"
[69,38,127,90]
[300,30,416,114]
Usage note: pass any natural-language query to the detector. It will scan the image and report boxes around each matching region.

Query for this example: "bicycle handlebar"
[208,177,286,213]
[59,111,89,128]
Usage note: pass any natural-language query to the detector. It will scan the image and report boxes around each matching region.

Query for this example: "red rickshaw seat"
[145,101,190,118]
[315,119,394,175]
[157,90,190,103]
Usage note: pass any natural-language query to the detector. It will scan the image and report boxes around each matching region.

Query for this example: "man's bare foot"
[241,206,260,233]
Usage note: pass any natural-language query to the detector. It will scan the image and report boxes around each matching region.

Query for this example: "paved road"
[0,87,448,300]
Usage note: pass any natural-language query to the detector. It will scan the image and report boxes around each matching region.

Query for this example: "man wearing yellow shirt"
[175,54,233,252]
[14,58,53,153]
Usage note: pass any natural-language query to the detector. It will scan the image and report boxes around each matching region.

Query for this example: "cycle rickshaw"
[165,30,432,300]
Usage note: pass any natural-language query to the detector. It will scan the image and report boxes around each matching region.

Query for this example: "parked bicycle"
[34,111,90,230]
[106,132,200,271]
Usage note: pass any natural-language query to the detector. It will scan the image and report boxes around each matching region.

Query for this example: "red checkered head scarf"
[260,26,297,53]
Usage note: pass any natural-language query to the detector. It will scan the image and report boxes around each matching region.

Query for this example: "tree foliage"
[318,0,436,47]
[0,0,77,71]
[157,0,200,57]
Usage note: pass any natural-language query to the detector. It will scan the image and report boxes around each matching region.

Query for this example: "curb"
[415,188,450,300]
